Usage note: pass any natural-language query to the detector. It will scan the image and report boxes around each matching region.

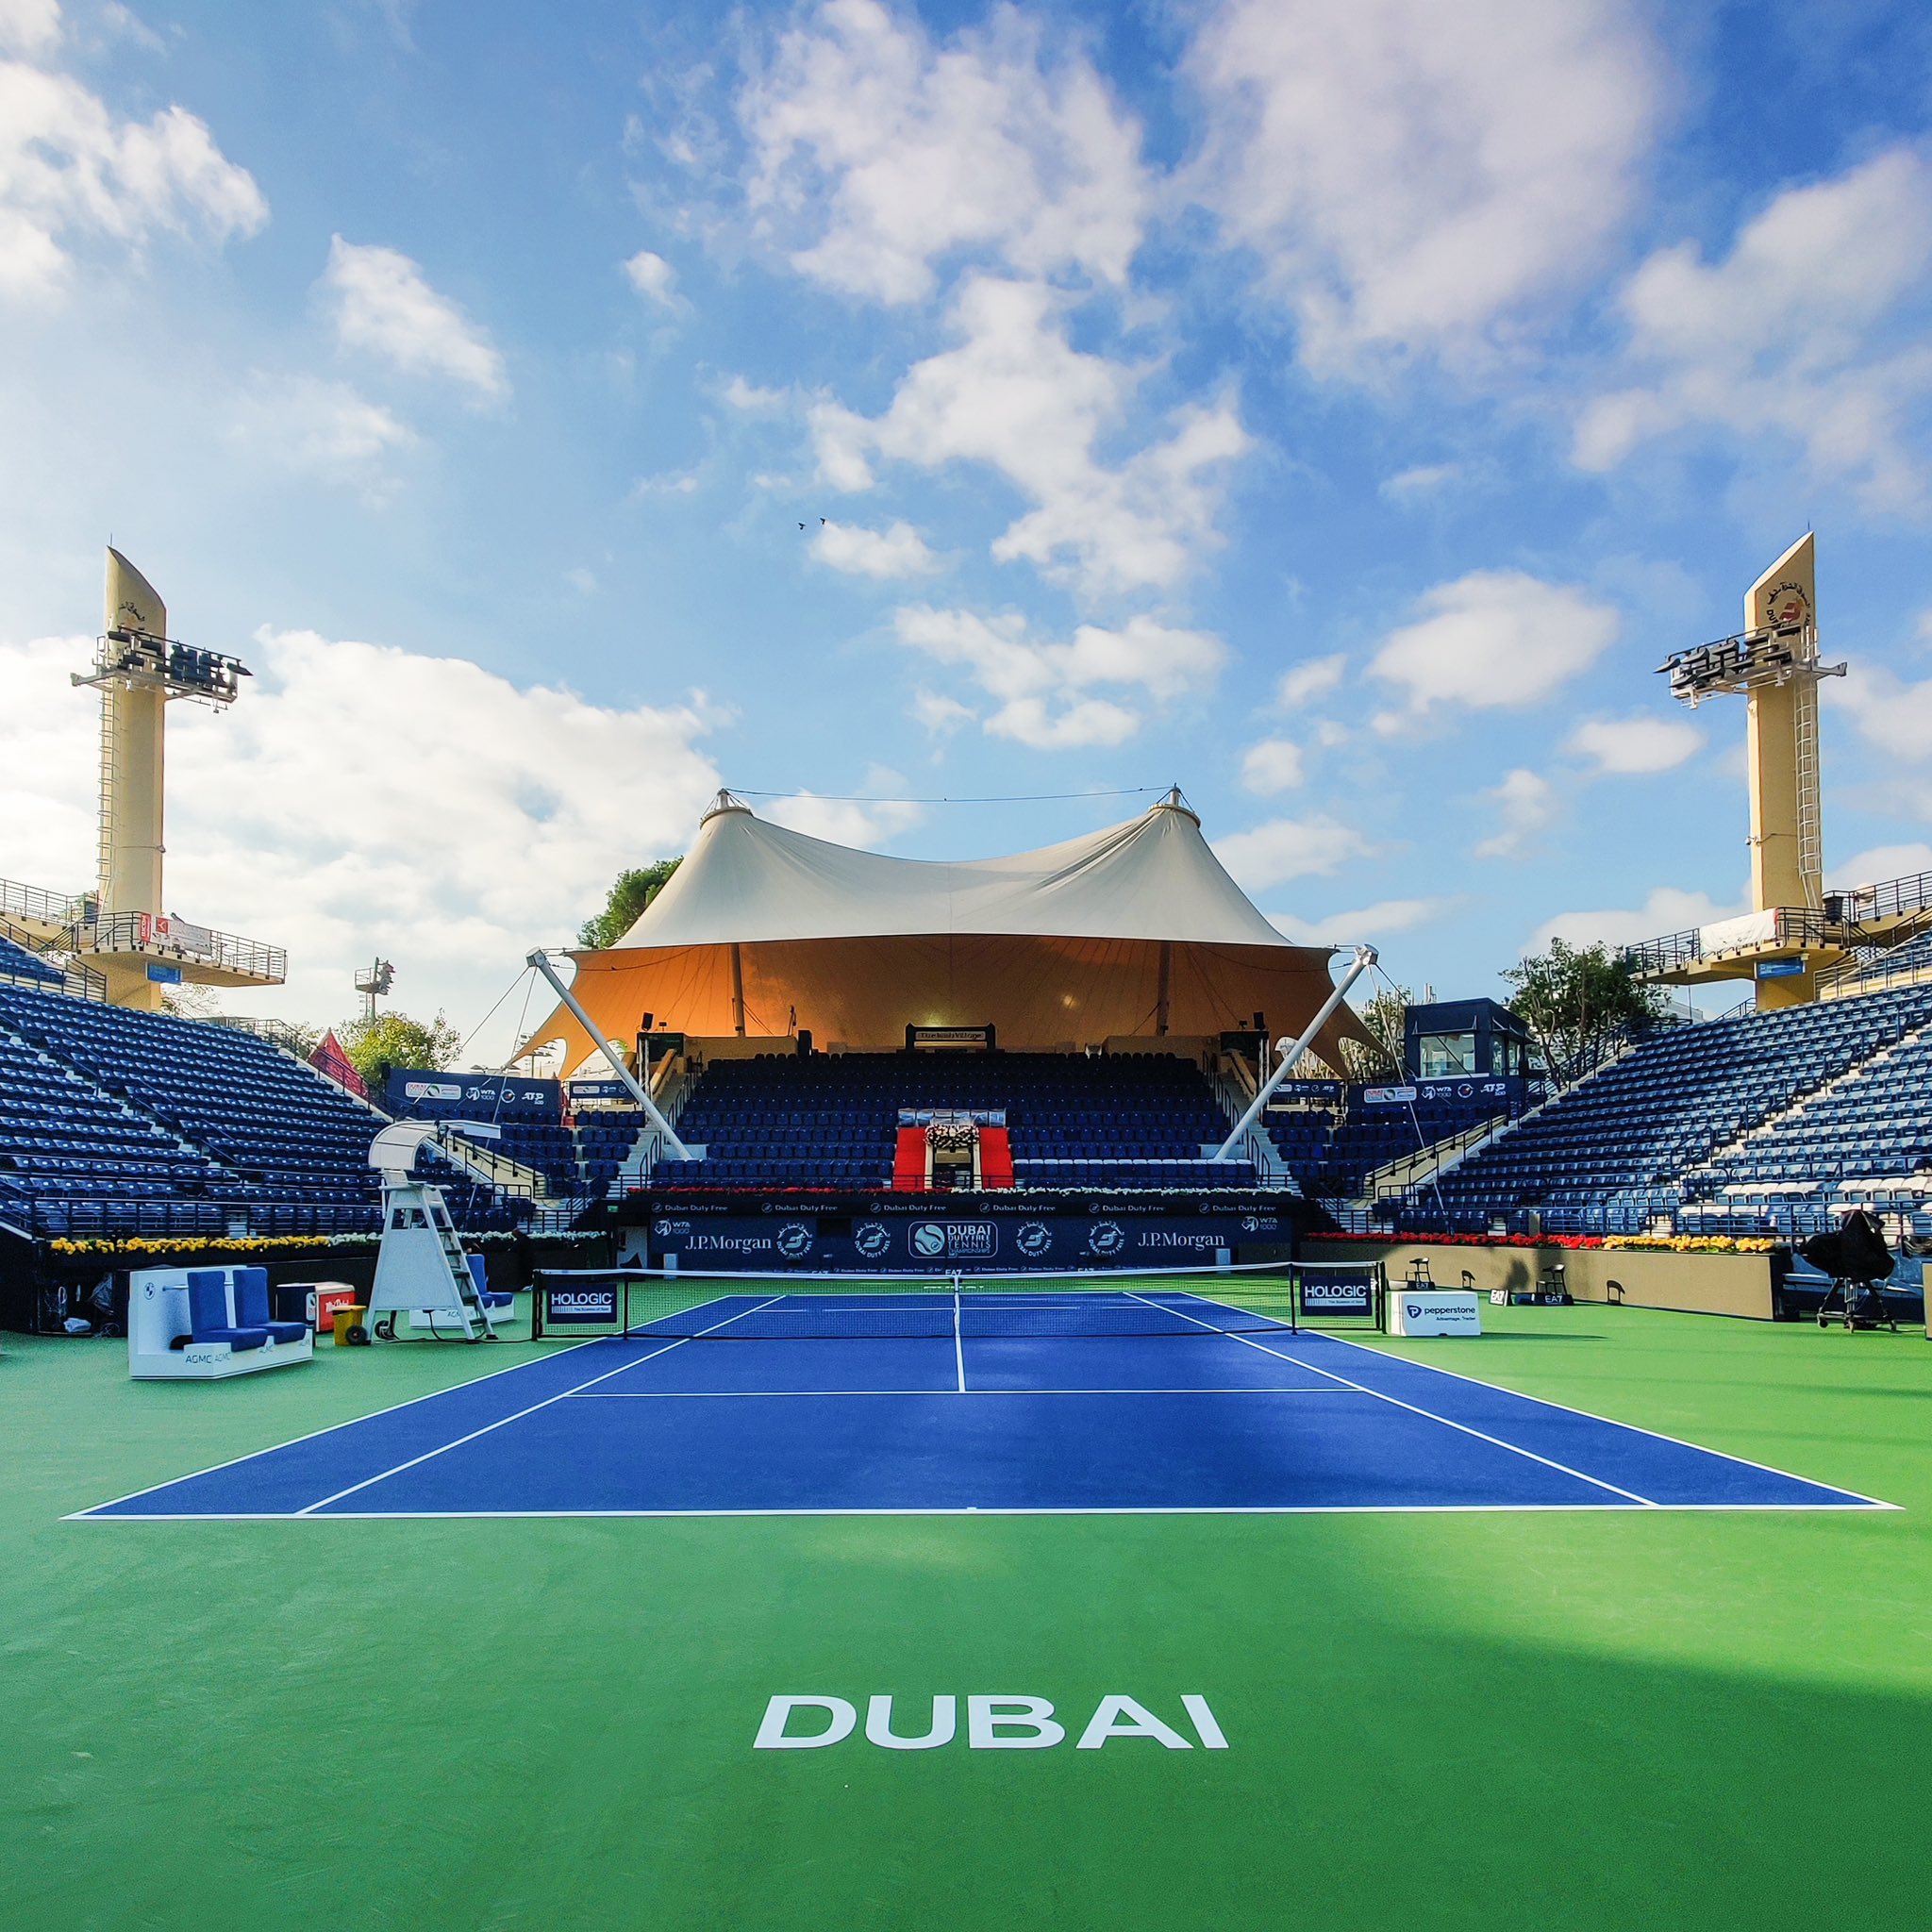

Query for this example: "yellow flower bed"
[49,1234,341,1258]
[1601,1234,1777,1255]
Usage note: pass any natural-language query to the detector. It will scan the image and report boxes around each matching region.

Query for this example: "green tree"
[1502,939,1668,1088]
[578,858,681,950]
[1339,984,1409,1083]
[339,1009,462,1094]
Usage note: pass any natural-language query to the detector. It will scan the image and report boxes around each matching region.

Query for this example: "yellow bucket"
[331,1304,369,1346]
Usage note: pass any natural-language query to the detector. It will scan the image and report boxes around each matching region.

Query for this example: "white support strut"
[526,949,693,1159]
[1210,944,1378,1162]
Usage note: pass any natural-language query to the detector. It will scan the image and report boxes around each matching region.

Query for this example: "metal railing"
[0,877,88,926]
[71,911,287,983]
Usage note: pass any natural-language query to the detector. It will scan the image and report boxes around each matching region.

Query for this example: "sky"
[3,0,1932,1064]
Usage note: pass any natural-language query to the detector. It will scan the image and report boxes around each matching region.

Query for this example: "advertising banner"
[384,1070,561,1120]
[646,1204,1288,1274]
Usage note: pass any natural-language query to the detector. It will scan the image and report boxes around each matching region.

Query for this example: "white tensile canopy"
[524,791,1361,1070]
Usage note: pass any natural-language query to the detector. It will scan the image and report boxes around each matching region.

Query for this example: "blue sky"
[4,0,1932,1059]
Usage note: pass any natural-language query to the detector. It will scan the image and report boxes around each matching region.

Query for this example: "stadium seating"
[0,932,64,990]
[0,980,391,1236]
[1266,1089,1511,1200]
[647,1051,1256,1191]
[1392,985,1932,1235]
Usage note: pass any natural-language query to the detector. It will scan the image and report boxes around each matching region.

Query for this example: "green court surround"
[6,1300,1931,1930]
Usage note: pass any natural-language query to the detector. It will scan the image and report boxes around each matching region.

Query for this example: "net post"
[1289,1261,1300,1334]
[531,1270,544,1342]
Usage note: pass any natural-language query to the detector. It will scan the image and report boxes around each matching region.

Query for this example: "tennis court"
[77,1274,1888,1520]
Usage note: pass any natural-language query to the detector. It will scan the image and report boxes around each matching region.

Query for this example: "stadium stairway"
[647,1050,1260,1192]
[1679,1006,1932,1237]
[1391,984,1932,1237]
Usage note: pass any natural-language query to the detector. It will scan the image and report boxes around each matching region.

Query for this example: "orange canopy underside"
[524,933,1362,1073]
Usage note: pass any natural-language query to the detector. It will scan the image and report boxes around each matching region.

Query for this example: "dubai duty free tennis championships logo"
[1087,1222,1126,1258]
[854,1222,891,1260]
[775,1223,812,1260]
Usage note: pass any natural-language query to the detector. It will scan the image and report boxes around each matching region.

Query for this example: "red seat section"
[978,1125,1014,1189]
[892,1126,927,1191]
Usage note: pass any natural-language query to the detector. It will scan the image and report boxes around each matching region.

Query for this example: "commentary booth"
[519,790,1363,1273]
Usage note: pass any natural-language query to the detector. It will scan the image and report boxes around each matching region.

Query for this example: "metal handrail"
[72,911,287,982]
[0,877,88,925]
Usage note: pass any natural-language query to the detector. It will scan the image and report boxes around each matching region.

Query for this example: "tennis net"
[529,1261,1347,1341]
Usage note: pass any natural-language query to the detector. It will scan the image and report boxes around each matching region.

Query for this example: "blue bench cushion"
[231,1266,308,1346]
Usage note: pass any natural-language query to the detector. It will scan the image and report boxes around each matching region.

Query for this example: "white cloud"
[1381,462,1461,503]
[1371,569,1619,715]
[910,688,974,736]
[0,0,60,57]
[723,374,789,412]
[628,465,702,498]
[0,51,266,301]
[893,604,1226,750]
[1825,661,1932,765]
[0,628,721,1047]
[815,275,1248,595]
[623,247,683,310]
[1474,767,1557,859]
[812,518,939,579]
[765,774,924,847]
[1271,895,1456,944]
[741,0,1147,305]
[1212,815,1369,891]
[1832,843,1932,889]
[1564,713,1704,776]
[228,373,415,493]
[1533,886,1738,953]
[1575,150,1932,509]
[1240,738,1303,794]
[1274,652,1344,708]
[1189,0,1657,371]
[321,235,508,403]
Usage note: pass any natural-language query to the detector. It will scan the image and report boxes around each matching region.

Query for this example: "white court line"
[65,1301,736,1522]
[287,1296,787,1518]
[954,1282,967,1394]
[83,1500,1886,1524]
[562,1385,1352,1400]
[1173,1291,1898,1511]
[1124,1291,1657,1507]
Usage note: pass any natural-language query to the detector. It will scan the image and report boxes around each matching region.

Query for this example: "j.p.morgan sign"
[754,1692,1226,1752]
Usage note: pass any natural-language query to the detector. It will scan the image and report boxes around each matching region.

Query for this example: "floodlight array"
[82,627,252,707]
[1656,620,1843,708]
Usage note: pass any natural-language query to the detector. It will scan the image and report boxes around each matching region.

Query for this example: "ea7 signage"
[755,1693,1226,1752]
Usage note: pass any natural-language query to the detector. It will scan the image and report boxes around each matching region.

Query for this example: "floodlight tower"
[67,548,283,1009]
[1656,534,1845,1009]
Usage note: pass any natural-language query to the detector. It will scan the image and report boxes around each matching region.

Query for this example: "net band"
[531,1260,1384,1341]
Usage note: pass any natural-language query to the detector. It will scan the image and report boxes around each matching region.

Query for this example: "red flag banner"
[310,1028,367,1098]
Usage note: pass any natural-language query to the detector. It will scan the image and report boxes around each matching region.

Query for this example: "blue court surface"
[78,1291,1890,1520]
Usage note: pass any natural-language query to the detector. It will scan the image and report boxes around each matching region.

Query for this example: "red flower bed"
[1318,1229,1605,1250]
